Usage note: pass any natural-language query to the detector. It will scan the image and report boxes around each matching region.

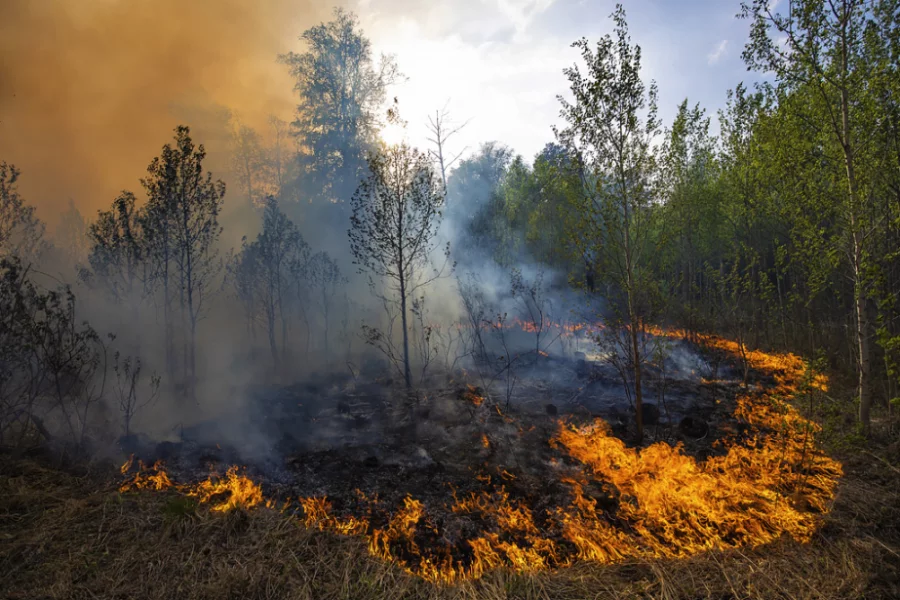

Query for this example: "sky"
[351,0,767,162]
[0,0,768,224]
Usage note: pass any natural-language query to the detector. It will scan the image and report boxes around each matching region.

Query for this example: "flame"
[119,460,173,492]
[119,462,271,512]
[188,466,273,512]
[299,497,369,535]
[481,434,490,449]
[464,384,484,407]
[118,329,841,583]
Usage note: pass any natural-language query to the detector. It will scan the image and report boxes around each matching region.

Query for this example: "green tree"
[742,0,896,432]
[556,4,660,441]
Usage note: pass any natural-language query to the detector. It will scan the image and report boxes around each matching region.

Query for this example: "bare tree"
[510,267,549,360]
[425,102,470,190]
[113,352,160,438]
[307,250,345,355]
[349,143,451,389]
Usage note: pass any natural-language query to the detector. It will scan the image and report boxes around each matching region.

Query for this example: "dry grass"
[1,444,898,600]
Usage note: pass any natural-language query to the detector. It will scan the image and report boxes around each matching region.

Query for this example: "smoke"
[0,0,326,226]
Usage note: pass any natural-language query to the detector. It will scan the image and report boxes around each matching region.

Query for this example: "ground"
[1,335,899,599]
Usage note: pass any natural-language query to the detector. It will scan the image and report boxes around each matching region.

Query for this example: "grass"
[1,436,898,600]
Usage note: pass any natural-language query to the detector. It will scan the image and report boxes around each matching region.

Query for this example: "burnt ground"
[114,335,772,572]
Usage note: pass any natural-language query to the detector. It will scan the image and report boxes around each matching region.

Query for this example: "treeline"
[450,1,899,434]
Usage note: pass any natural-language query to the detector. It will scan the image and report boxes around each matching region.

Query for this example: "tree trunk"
[629,303,644,442]
[267,298,278,371]
[841,63,871,433]
[853,240,872,433]
[399,273,412,389]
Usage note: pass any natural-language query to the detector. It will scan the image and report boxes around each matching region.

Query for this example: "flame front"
[118,331,842,583]
[120,462,271,512]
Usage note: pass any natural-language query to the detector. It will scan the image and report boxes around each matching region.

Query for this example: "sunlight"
[380,119,409,146]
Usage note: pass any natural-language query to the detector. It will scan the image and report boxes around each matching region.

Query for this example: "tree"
[0,257,108,448]
[349,143,450,389]
[307,250,344,355]
[425,102,470,190]
[85,192,147,308]
[658,100,721,337]
[141,126,226,398]
[445,142,515,264]
[252,198,307,369]
[268,116,294,197]
[229,119,270,209]
[280,8,400,209]
[556,4,660,442]
[741,0,896,432]
[0,163,46,264]
[55,199,90,269]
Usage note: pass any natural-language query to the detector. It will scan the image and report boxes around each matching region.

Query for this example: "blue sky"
[351,0,768,161]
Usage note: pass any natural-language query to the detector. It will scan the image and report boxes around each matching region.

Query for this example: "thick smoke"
[0,0,325,226]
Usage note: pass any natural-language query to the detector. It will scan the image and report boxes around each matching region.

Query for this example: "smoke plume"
[0,0,325,225]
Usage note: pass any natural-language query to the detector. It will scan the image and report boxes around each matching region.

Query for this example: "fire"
[299,497,369,535]
[119,462,271,512]
[188,466,273,512]
[119,459,173,492]
[117,329,842,584]
[464,384,484,406]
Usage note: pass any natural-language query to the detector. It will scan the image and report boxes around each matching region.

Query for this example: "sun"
[379,119,409,146]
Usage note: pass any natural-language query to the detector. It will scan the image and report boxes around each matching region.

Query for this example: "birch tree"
[556,4,660,442]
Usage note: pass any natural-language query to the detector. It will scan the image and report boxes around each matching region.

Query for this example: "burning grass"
[1,443,897,599]
[102,331,846,584]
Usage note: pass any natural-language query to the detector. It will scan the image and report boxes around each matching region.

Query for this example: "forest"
[1,1,899,599]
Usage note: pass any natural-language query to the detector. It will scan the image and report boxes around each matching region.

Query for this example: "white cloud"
[707,39,728,65]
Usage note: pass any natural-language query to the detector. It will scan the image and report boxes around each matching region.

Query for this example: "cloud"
[707,39,728,65]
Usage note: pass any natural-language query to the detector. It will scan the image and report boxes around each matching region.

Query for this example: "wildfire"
[117,329,842,584]
[188,466,273,512]
[120,461,271,512]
